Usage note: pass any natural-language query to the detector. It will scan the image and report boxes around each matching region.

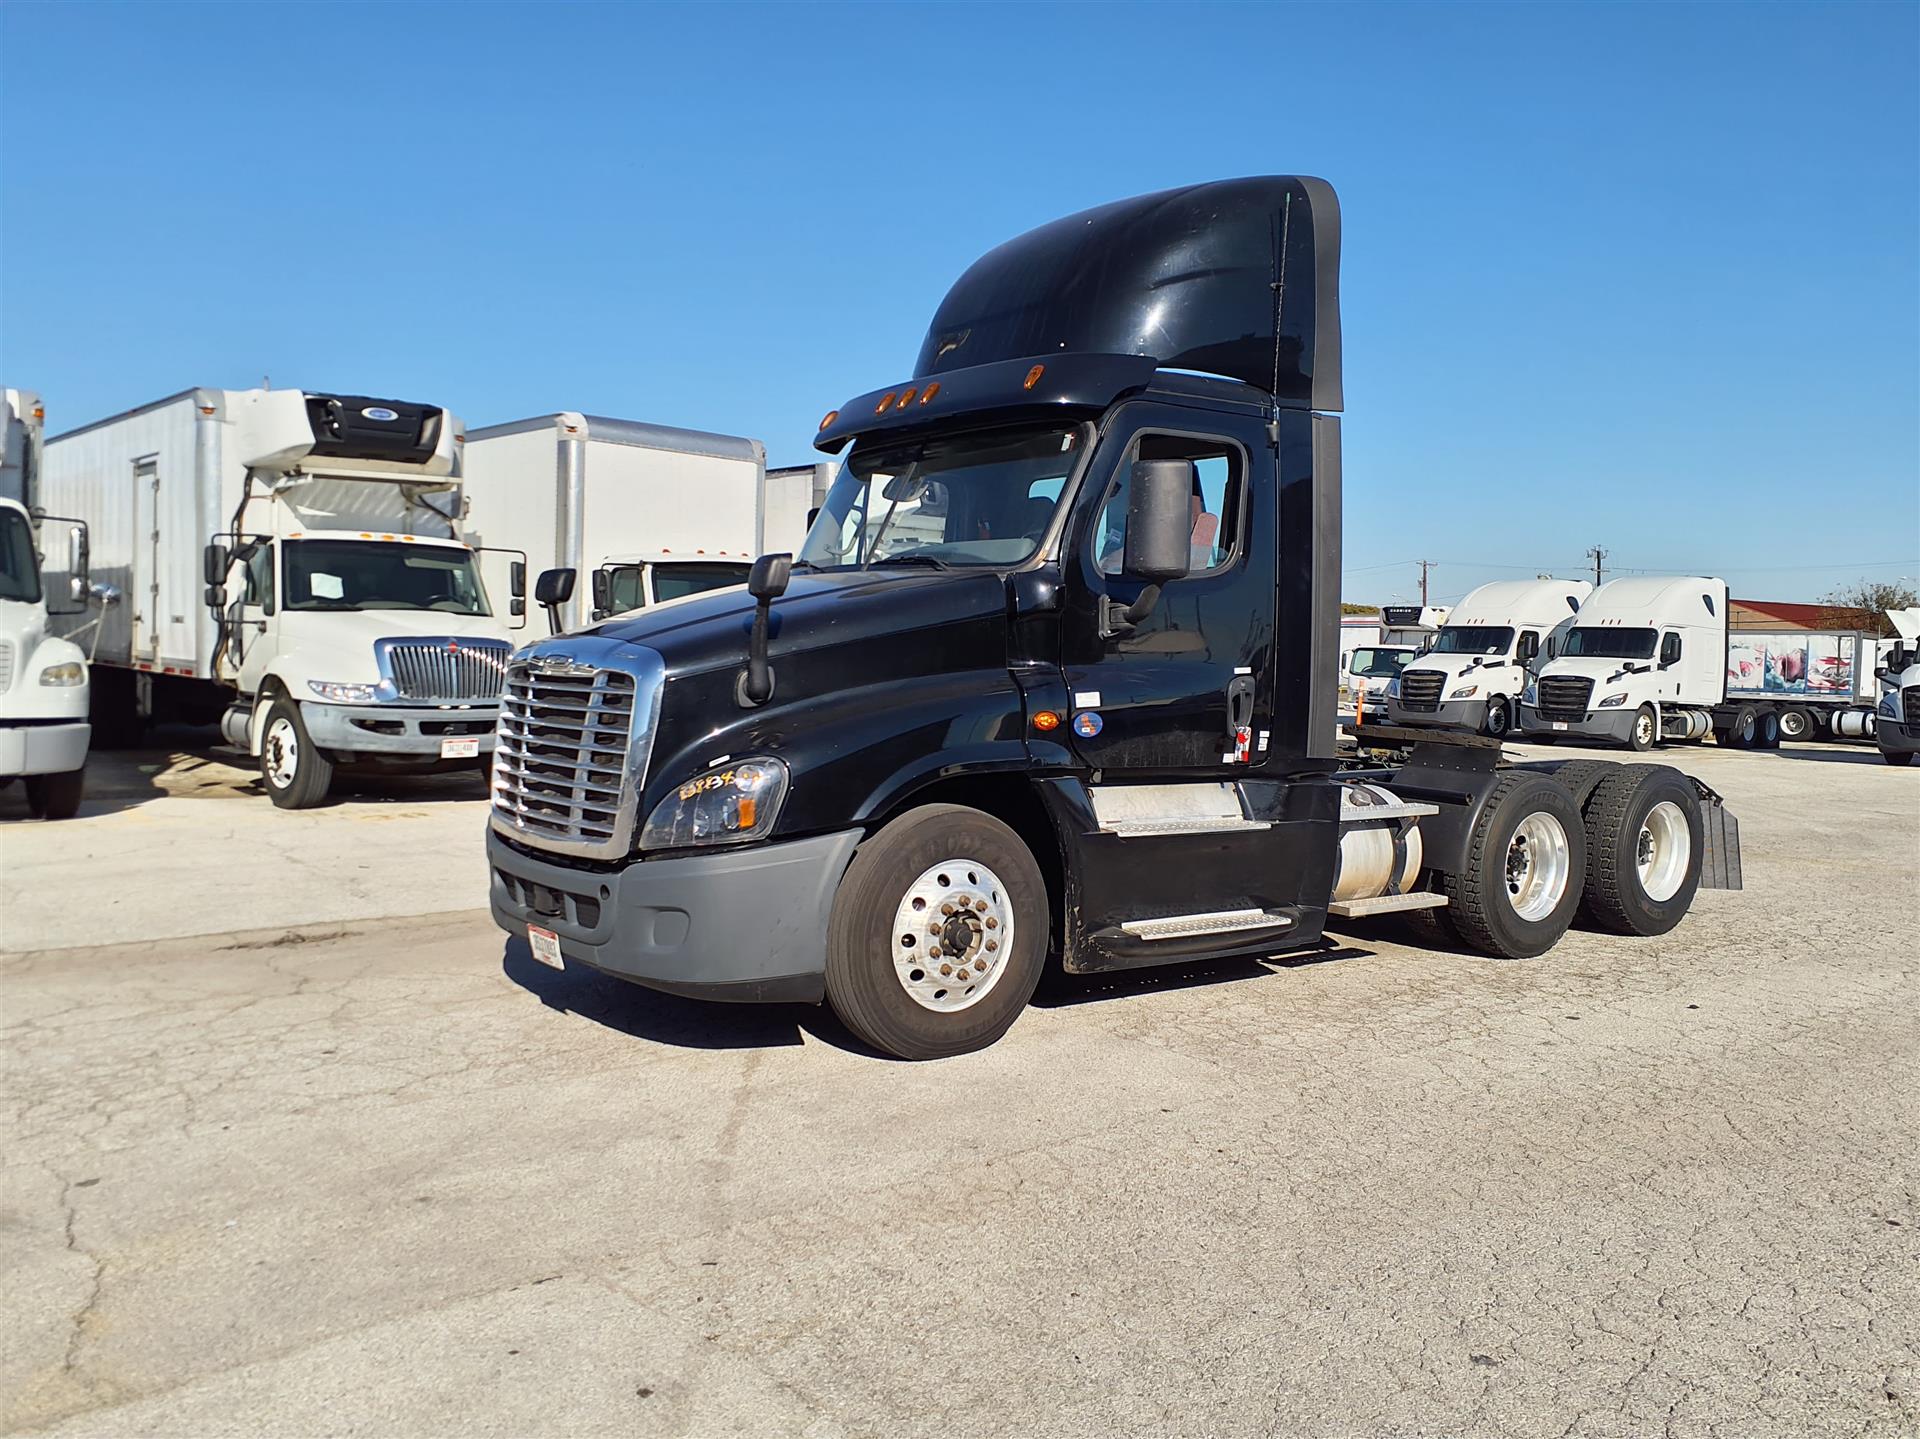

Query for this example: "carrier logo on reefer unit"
[361,406,400,422]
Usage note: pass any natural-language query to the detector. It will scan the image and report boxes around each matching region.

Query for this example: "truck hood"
[1403,654,1514,682]
[274,609,515,687]
[580,567,1009,679]
[1534,656,1656,688]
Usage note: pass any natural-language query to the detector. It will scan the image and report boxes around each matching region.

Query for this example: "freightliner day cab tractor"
[1876,608,1920,766]
[1386,579,1591,737]
[41,390,521,807]
[487,177,1741,1060]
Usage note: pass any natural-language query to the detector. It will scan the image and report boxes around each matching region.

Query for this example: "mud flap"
[1691,778,1743,891]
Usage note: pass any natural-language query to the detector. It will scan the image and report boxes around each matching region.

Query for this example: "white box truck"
[1519,576,1729,750]
[1385,579,1591,736]
[1,493,100,818]
[463,414,794,631]
[1337,604,1449,720]
[40,389,521,807]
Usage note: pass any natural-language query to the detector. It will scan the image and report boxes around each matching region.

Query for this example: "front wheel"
[1483,697,1512,738]
[25,769,85,820]
[259,696,335,809]
[1628,705,1658,752]
[1440,773,1587,959]
[824,804,1048,1060]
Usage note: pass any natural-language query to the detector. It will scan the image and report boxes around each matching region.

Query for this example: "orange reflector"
[919,382,940,405]
[32,406,45,420]
[736,794,757,829]
[875,392,897,414]
[819,409,838,430]
[896,387,918,408]
[1023,365,1045,390]
[1032,710,1061,732]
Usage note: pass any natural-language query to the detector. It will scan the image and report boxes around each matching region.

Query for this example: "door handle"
[1226,675,1255,730]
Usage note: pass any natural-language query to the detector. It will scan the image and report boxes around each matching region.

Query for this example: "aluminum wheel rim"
[1780,711,1806,738]
[1504,811,1571,922]
[1486,701,1509,736]
[264,716,300,789]
[890,857,1014,1013]
[1635,800,1690,903]
[1634,710,1656,746]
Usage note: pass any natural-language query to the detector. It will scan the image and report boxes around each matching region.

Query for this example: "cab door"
[231,540,279,694]
[1057,402,1275,775]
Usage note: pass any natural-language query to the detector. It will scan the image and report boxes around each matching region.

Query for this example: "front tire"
[259,696,334,809]
[1580,764,1704,935]
[1440,773,1587,959]
[1628,705,1658,752]
[825,804,1048,1060]
[24,769,85,820]
[1483,697,1512,738]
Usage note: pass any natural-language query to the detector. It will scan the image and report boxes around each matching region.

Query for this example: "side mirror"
[1121,460,1193,582]
[748,553,793,601]
[590,568,612,617]
[67,525,91,600]
[509,560,526,600]
[203,541,230,587]
[205,584,228,611]
[534,568,575,606]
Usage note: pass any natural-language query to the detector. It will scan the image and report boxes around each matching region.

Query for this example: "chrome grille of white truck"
[489,643,665,859]
[0,639,14,693]
[380,639,512,701]
[1904,686,1919,727]
[1398,669,1445,713]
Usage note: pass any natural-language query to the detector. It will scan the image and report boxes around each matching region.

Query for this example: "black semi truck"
[487,177,1740,1060]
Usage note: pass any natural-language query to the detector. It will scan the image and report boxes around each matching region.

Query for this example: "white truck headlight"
[38,661,86,686]
[1598,692,1630,708]
[641,758,788,850]
[1878,693,1900,718]
[1449,684,1478,699]
[1522,680,1538,706]
[1384,677,1400,699]
[308,681,379,703]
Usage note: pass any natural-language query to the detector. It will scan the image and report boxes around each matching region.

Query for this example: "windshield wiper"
[869,554,951,570]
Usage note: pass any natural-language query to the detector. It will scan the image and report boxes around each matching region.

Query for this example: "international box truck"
[462,414,811,631]
[40,389,521,807]
[482,176,1740,1060]
[1386,579,1591,736]
[0,492,99,818]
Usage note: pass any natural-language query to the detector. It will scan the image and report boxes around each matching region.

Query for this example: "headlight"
[1598,692,1630,708]
[38,661,85,686]
[1449,684,1479,700]
[308,680,379,703]
[641,757,788,850]
[1879,693,1900,718]
[1384,677,1400,699]
[1522,681,1538,705]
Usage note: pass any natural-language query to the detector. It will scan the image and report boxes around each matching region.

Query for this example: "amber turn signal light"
[1032,710,1061,731]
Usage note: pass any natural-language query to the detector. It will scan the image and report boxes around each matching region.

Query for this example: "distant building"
[1731,598,1878,632]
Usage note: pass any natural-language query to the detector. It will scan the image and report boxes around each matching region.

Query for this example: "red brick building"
[1731,598,1879,632]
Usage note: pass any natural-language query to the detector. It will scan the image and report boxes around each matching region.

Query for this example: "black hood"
[581,567,1010,679]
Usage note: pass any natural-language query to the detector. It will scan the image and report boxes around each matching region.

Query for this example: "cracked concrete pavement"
[1,739,1915,1435]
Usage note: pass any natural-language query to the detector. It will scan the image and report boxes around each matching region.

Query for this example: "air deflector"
[913,176,1341,412]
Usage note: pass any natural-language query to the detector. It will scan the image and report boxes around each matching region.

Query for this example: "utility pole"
[1417,559,1433,605]
[1586,545,1607,587]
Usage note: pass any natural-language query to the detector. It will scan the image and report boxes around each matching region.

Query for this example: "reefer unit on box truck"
[462,414,777,631]
[1520,576,1728,750]
[40,389,520,807]
[1387,579,1590,736]
[3,390,45,508]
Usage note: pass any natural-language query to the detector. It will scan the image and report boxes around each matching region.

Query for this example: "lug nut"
[928,947,941,959]
[986,940,998,952]
[975,899,988,912]
[985,917,998,930]
[939,963,953,976]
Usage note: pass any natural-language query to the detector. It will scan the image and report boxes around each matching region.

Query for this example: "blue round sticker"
[1074,711,1103,737]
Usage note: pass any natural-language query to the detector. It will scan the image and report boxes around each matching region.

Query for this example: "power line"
[1586,545,1608,587]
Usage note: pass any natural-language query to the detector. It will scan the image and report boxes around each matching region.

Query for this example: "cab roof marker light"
[818,409,839,430]
[895,387,918,409]
[919,383,940,405]
[875,392,898,414]
[1023,365,1045,390]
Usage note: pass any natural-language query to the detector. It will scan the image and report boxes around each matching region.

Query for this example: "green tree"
[1820,579,1917,635]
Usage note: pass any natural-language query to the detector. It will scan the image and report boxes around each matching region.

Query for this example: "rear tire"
[1547,759,1617,808]
[259,696,334,809]
[1628,705,1657,751]
[1439,773,1586,959]
[1777,707,1811,741]
[1719,705,1757,749]
[1753,710,1781,750]
[1580,764,1704,935]
[825,804,1048,1060]
[24,769,85,820]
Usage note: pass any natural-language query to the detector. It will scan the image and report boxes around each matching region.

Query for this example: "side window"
[608,567,647,613]
[1661,631,1682,665]
[1096,434,1244,577]
[243,545,275,615]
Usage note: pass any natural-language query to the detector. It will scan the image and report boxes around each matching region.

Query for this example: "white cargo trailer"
[1386,579,1591,736]
[40,389,519,807]
[463,414,778,631]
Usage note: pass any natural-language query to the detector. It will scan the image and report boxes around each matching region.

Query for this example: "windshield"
[798,424,1083,571]
[655,562,750,602]
[0,508,41,604]
[1432,625,1515,656]
[283,539,491,615]
[1563,626,1656,660]
[1350,648,1412,678]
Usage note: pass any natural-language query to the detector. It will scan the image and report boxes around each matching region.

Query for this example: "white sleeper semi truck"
[463,414,798,632]
[1386,579,1591,737]
[40,389,520,807]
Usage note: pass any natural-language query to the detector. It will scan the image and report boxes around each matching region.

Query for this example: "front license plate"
[1552,721,1569,731]
[440,735,481,759]
[528,925,564,970]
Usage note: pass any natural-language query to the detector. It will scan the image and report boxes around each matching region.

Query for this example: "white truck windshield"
[1563,627,1657,660]
[283,540,490,615]
[799,424,1083,571]
[1349,648,1412,678]
[1432,625,1514,656]
[0,508,41,604]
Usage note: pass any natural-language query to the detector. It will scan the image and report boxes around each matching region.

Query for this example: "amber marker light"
[919,382,940,405]
[875,392,898,414]
[895,387,918,409]
[819,410,839,430]
[1032,710,1062,731]
[1023,365,1045,390]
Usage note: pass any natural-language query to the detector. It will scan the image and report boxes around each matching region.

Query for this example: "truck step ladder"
[1090,781,1272,838]
[1120,908,1296,941]
[1326,892,1448,918]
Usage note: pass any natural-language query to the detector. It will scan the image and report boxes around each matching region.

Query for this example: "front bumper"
[1518,704,1638,745]
[1878,720,1920,756]
[0,721,91,778]
[1386,697,1486,730]
[301,700,498,757]
[488,827,862,1003]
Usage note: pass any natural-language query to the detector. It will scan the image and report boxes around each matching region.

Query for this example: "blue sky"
[3,1,1914,606]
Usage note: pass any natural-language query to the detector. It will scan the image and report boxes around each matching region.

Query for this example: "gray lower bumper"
[1518,704,1637,745]
[1386,698,1486,730]
[488,827,862,1003]
[301,700,498,757]
[1878,720,1920,756]
[0,721,90,778]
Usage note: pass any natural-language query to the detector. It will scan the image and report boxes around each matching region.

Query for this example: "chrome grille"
[490,642,664,859]
[1398,669,1445,713]
[1537,675,1594,721]
[1904,686,1920,727]
[380,639,512,701]
[0,639,14,694]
